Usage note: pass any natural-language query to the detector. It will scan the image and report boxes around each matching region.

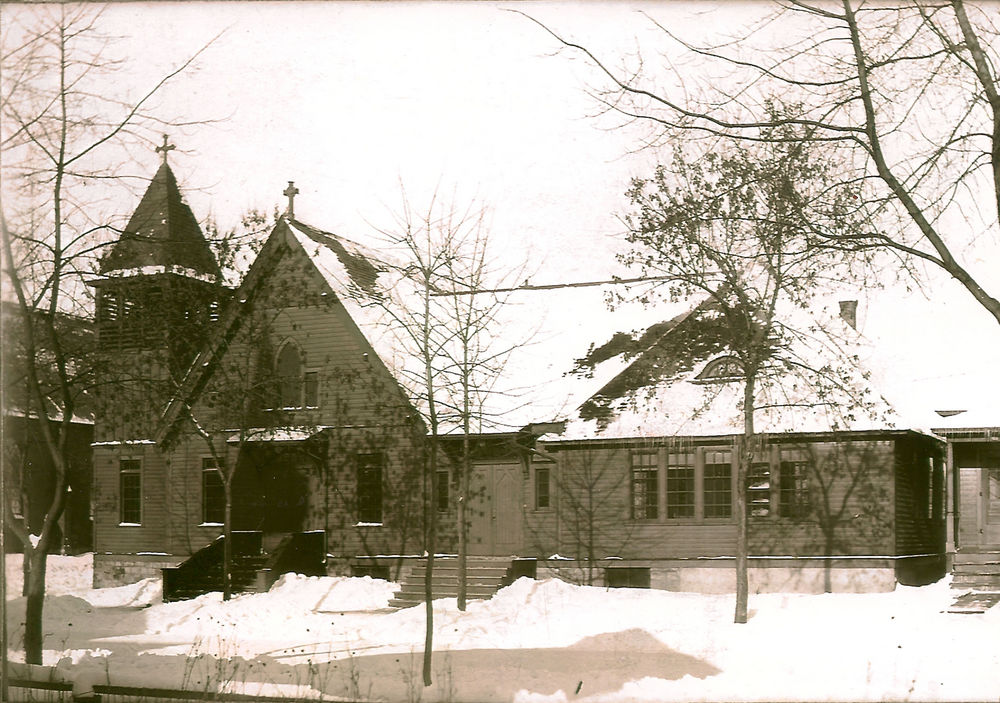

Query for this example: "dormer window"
[694,355,743,383]
[276,340,319,409]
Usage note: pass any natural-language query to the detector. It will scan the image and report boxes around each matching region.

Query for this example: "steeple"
[101,156,220,280]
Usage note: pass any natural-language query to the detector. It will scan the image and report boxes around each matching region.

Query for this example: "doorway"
[467,462,523,556]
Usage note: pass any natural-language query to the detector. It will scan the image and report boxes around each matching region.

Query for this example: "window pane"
[666,452,694,518]
[357,454,383,523]
[277,343,303,408]
[704,462,732,518]
[535,466,551,509]
[631,452,658,520]
[779,460,810,518]
[304,371,319,408]
[435,470,449,512]
[202,458,225,524]
[119,459,141,524]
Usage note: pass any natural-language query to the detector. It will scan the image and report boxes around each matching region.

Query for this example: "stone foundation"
[537,557,910,593]
[93,553,183,588]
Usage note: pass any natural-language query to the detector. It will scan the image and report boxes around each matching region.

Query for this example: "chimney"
[839,300,858,330]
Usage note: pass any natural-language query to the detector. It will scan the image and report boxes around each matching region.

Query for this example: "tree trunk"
[423,437,437,687]
[23,547,48,665]
[735,374,756,624]
[457,433,469,611]
[223,478,233,601]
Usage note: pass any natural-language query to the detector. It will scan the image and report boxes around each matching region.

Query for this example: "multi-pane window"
[277,343,303,408]
[631,451,659,520]
[703,450,732,519]
[202,457,225,525]
[304,371,319,408]
[666,452,695,518]
[779,458,811,519]
[357,454,383,523]
[535,465,551,509]
[119,459,142,524]
[276,342,320,409]
[747,462,771,517]
[435,470,450,512]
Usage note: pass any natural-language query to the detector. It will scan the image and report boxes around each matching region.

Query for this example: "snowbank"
[5,555,999,702]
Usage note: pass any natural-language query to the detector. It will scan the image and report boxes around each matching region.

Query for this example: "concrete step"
[952,574,1000,589]
[954,562,1000,574]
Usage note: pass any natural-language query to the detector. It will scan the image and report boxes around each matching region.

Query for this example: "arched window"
[277,341,303,408]
[695,355,743,383]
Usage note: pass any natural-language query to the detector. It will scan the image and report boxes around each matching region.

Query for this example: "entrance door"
[467,463,523,556]
[988,468,1000,545]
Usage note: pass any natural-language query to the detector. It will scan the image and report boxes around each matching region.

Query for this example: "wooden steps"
[952,548,1000,591]
[388,557,514,609]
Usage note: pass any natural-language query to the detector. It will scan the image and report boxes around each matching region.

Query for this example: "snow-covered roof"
[287,219,687,433]
[286,218,997,443]
[553,297,900,441]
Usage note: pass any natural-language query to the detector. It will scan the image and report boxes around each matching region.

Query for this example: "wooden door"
[467,463,523,556]
[988,468,1000,545]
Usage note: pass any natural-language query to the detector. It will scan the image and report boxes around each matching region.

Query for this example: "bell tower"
[91,138,225,440]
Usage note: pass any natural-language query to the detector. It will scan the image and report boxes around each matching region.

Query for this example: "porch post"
[945,441,955,563]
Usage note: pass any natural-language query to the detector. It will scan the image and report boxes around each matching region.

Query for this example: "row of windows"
[626,449,811,521]
[117,454,386,526]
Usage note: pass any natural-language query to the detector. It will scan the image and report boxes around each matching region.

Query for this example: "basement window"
[605,567,650,589]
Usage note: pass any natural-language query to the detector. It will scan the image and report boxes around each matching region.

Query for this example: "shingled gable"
[155,217,407,443]
[101,161,221,280]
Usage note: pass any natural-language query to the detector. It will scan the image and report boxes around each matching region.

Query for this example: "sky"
[3,0,999,417]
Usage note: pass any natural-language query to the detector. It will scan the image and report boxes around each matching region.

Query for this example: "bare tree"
[616,128,875,622]
[435,213,522,610]
[525,446,635,586]
[521,0,1000,326]
[0,6,213,664]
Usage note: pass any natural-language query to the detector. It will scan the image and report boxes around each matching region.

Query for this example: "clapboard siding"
[749,440,896,557]
[92,444,169,554]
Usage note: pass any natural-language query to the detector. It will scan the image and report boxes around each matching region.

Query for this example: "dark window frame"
[666,452,695,519]
[435,469,450,512]
[119,458,142,525]
[535,464,551,509]
[201,457,225,525]
[630,451,659,520]
[357,453,384,524]
[703,460,733,519]
[779,459,811,519]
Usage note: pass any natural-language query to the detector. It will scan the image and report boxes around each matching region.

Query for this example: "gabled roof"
[552,295,900,441]
[101,162,220,280]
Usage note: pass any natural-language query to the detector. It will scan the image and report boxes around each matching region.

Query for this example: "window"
[695,356,743,382]
[703,450,732,519]
[779,457,811,519]
[666,452,695,518]
[119,459,142,524]
[277,342,303,408]
[606,567,651,589]
[747,462,771,517]
[357,454,383,523]
[631,451,659,520]
[535,465,551,509]
[202,457,225,525]
[352,564,390,580]
[435,470,450,512]
[304,371,319,408]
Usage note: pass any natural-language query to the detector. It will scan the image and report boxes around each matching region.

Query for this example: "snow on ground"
[5,554,1000,701]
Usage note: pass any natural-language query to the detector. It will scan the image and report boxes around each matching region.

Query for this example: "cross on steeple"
[155,134,175,164]
[283,181,300,220]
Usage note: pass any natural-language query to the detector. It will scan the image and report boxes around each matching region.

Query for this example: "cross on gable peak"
[283,181,300,219]
[155,134,175,164]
